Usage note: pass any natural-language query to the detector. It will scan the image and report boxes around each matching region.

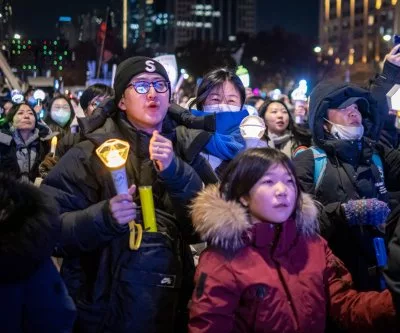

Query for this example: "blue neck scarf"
[191,108,249,160]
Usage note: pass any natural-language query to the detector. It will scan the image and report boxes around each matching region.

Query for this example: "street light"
[13,33,21,39]
[314,46,322,53]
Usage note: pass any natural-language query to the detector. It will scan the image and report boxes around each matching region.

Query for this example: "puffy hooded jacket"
[0,173,76,332]
[189,185,397,333]
[293,81,400,292]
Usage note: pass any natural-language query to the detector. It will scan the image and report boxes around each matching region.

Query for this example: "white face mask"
[325,119,364,140]
[202,103,242,113]
[51,109,71,127]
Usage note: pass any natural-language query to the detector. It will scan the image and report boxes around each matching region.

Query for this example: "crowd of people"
[2,45,400,332]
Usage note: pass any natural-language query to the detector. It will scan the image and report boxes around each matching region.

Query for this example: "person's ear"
[323,121,331,133]
[118,96,126,110]
[239,196,249,207]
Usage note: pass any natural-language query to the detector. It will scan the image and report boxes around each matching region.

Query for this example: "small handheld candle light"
[50,136,58,155]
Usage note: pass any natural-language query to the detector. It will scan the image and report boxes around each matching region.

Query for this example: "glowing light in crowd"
[314,46,322,53]
[383,35,392,42]
[236,65,250,88]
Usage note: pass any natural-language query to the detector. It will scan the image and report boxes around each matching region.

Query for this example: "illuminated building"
[319,0,400,64]
[122,0,256,50]
[174,0,256,47]
[0,0,13,41]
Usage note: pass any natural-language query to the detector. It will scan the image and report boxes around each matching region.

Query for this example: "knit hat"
[113,56,170,104]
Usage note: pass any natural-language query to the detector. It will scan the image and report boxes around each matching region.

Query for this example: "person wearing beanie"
[0,172,76,332]
[41,56,215,332]
[0,102,56,183]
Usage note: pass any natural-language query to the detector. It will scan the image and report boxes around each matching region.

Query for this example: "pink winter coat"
[189,185,396,333]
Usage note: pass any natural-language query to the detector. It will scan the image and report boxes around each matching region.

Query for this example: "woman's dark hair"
[219,148,302,210]
[259,100,312,147]
[189,68,246,111]
[245,96,265,108]
[79,84,114,111]
[5,103,37,125]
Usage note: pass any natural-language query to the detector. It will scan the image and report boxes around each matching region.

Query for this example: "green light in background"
[58,66,63,71]
[53,60,57,65]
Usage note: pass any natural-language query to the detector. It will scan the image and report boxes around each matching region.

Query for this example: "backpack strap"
[309,147,327,192]
[371,153,384,182]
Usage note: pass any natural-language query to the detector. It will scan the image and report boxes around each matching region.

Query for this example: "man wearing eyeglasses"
[41,57,214,333]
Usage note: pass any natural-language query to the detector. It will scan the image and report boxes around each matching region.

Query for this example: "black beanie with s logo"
[113,56,170,104]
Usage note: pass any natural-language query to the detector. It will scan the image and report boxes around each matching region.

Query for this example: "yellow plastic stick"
[139,186,157,232]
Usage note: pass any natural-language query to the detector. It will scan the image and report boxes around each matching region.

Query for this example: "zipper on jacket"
[270,224,301,332]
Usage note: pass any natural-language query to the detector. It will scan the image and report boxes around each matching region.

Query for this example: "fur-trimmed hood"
[191,184,319,252]
[0,173,61,282]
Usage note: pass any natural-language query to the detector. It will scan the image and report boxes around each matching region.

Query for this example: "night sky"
[12,0,319,40]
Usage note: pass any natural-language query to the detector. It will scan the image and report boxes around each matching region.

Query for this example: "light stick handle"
[111,166,129,194]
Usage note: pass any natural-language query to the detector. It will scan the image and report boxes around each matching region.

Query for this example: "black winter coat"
[0,174,76,332]
[293,82,400,292]
[42,111,213,333]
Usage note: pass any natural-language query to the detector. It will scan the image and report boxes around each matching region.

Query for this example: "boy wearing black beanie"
[41,56,210,332]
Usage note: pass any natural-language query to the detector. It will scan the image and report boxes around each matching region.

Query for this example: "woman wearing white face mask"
[44,96,75,141]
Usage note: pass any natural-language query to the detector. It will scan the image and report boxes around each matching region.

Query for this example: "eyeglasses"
[90,99,102,108]
[128,80,169,94]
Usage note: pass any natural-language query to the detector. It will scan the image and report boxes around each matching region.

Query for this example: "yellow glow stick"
[139,186,157,232]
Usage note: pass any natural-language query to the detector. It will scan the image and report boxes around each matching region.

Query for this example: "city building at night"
[0,0,13,41]
[173,0,256,47]
[122,0,256,51]
[319,0,400,66]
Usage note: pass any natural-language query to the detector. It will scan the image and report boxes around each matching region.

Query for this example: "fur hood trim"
[191,185,319,251]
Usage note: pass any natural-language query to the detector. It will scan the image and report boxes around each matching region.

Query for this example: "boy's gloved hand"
[341,198,390,227]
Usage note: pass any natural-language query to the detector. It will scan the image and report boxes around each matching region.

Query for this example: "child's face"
[246,163,297,224]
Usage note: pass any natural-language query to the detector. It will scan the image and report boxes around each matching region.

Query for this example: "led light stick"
[291,80,308,124]
[239,115,267,149]
[96,139,142,250]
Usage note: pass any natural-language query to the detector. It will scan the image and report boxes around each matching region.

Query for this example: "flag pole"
[96,6,110,79]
